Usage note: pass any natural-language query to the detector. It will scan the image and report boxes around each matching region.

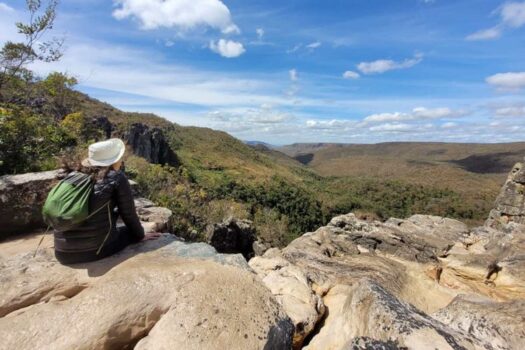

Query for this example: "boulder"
[0,235,294,350]
[250,256,325,349]
[0,170,60,238]
[136,203,173,233]
[304,280,482,350]
[433,295,525,350]
[207,217,256,260]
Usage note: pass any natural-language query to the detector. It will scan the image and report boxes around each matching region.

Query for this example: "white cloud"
[364,112,409,123]
[256,28,264,40]
[441,122,458,129]
[306,41,321,49]
[286,44,302,54]
[210,105,293,125]
[412,107,465,119]
[306,119,356,130]
[29,42,291,108]
[0,2,14,12]
[342,71,360,79]
[466,26,502,41]
[467,2,525,40]
[364,107,465,123]
[494,106,525,117]
[357,54,423,74]
[369,123,414,132]
[112,0,240,34]
[486,72,525,90]
[289,69,298,81]
[209,39,245,58]
[501,1,525,27]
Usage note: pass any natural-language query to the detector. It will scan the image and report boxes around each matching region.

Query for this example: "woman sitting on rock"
[54,138,160,264]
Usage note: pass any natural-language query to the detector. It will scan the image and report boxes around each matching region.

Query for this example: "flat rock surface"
[0,235,293,350]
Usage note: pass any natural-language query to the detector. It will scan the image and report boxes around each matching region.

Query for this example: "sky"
[0,0,524,144]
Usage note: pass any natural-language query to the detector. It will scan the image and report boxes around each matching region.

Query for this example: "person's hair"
[60,156,112,182]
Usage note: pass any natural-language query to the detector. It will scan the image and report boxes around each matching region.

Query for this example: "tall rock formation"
[124,123,179,166]
[485,160,525,232]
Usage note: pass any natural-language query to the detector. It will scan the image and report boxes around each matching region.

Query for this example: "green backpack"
[39,172,112,257]
[42,172,94,231]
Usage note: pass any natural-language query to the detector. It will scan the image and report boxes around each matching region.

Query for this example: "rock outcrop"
[0,235,294,350]
[0,170,60,237]
[0,170,293,349]
[0,171,171,239]
[486,161,525,232]
[207,217,256,260]
[433,295,525,350]
[247,162,525,349]
[91,116,114,139]
[2,161,525,350]
[124,123,179,166]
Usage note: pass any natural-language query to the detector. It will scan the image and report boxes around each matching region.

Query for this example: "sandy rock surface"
[0,235,293,350]
[250,198,525,349]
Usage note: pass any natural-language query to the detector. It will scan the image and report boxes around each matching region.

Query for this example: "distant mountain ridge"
[277,141,525,174]
[244,141,277,149]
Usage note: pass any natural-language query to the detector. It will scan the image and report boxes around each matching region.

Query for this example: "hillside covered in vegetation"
[3,70,520,246]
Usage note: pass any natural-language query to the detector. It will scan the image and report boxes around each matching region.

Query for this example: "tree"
[0,0,63,93]
[41,72,79,119]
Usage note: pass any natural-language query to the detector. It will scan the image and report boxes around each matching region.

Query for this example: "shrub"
[61,112,103,143]
[253,208,291,247]
[0,106,75,174]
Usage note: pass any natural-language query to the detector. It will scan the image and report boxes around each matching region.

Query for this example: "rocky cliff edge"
[1,161,525,350]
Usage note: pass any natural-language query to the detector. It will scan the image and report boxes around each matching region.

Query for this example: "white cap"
[83,138,126,167]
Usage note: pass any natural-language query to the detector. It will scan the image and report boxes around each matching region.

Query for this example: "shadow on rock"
[66,233,179,277]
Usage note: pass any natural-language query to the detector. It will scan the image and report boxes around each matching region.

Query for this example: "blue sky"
[1,0,524,144]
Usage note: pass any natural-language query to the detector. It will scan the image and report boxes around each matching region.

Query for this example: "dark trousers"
[55,226,133,264]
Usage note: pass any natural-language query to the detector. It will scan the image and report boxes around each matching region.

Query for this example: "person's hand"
[142,232,162,241]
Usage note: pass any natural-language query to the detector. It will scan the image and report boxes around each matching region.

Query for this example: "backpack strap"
[33,225,51,258]
[96,201,113,255]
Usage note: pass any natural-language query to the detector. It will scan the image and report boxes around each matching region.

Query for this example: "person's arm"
[115,172,145,242]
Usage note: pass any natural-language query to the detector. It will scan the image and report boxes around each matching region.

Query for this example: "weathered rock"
[124,123,179,166]
[90,116,114,139]
[437,224,525,301]
[250,256,326,349]
[207,217,256,260]
[329,213,469,262]
[0,235,294,350]
[251,209,525,348]
[304,279,482,350]
[486,162,525,231]
[433,295,525,350]
[3,160,525,350]
[0,170,60,238]
[129,179,140,196]
[346,337,406,350]
[253,240,270,256]
[136,202,173,233]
